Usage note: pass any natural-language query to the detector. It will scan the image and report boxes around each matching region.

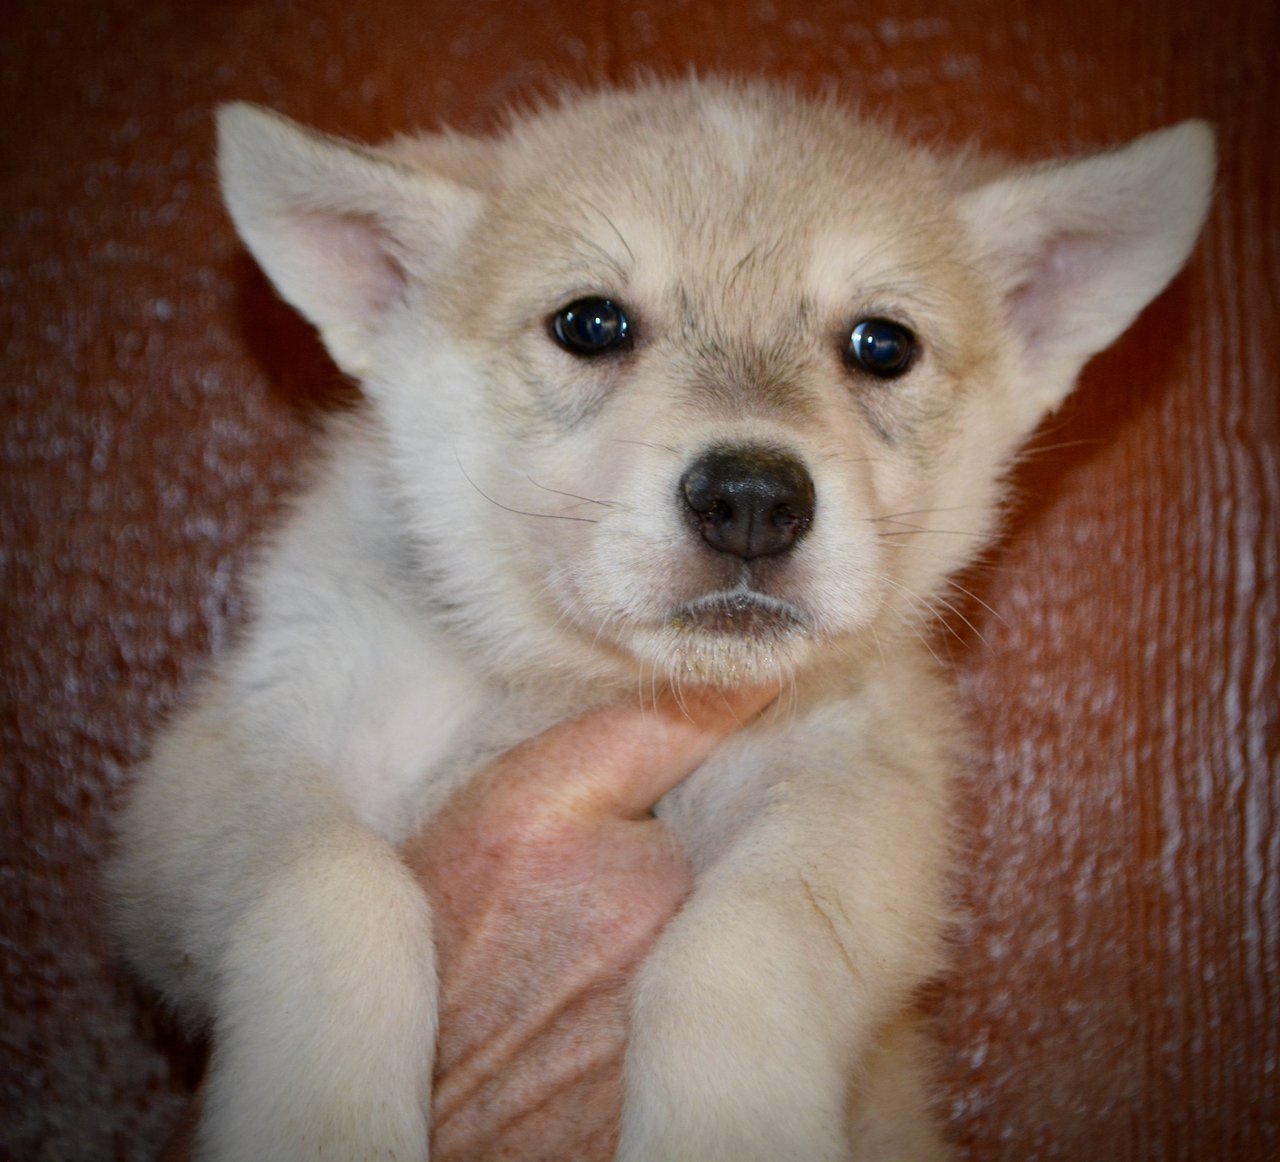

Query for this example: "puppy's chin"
[627,593,817,685]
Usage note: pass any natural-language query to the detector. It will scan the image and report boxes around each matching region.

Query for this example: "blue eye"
[551,297,630,355]
[845,318,916,379]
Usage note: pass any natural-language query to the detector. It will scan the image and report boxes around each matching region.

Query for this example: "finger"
[481,683,779,820]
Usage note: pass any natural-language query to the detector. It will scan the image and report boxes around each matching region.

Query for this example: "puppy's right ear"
[217,104,481,378]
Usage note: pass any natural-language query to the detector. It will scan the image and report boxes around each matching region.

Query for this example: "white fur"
[110,79,1214,1160]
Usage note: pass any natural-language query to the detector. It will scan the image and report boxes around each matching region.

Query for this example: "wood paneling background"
[2,1,1275,1158]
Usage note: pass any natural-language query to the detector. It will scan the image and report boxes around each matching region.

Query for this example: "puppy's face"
[218,82,1213,685]
[387,91,1017,682]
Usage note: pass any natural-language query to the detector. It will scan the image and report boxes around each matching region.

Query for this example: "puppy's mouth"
[630,586,814,684]
[667,589,812,640]
[605,572,820,684]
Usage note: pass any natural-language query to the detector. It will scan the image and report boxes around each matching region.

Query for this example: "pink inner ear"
[302,210,408,324]
[1005,230,1106,356]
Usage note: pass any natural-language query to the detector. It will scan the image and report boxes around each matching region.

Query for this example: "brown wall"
[2,1,1275,1158]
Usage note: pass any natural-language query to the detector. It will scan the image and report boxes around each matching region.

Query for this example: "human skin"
[160,685,775,1162]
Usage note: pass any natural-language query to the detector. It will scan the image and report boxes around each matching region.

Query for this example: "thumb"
[481,684,778,821]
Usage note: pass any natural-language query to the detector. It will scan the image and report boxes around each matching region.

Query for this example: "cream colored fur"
[110,79,1214,1160]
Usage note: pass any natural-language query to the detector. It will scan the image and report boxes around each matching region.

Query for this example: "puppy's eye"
[844,318,916,379]
[551,297,630,356]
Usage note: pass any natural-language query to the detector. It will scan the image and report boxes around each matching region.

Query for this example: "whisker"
[877,577,947,667]
[453,449,600,524]
[670,678,693,722]
[1017,437,1103,459]
[526,476,619,510]
[867,623,888,670]
[578,197,636,266]
[873,505,982,522]
[876,524,989,540]
[944,580,1009,629]
[614,437,681,457]
[927,592,990,650]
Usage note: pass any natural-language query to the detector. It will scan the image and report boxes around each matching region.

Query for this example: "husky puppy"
[111,79,1214,1160]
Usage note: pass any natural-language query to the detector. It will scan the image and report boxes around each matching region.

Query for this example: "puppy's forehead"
[488,86,958,308]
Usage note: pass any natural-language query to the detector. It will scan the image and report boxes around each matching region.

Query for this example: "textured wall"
[2,1,1275,1159]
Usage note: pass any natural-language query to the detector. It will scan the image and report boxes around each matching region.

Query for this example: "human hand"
[415,685,775,1161]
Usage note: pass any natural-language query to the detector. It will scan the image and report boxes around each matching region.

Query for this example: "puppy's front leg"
[113,708,438,1162]
[618,754,951,1162]
[196,821,436,1161]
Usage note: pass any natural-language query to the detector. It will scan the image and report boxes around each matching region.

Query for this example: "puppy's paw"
[197,1069,429,1162]
[617,908,857,1161]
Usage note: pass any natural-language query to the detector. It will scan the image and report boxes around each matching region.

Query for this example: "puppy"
[111,79,1214,1160]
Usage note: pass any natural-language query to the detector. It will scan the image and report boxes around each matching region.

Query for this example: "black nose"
[680,446,815,561]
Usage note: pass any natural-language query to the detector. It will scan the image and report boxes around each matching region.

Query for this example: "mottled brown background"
[2,0,1276,1159]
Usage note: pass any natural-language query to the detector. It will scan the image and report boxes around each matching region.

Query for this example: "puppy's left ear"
[961,121,1215,421]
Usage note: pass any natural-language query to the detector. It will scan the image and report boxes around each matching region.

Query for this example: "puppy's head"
[218,81,1213,686]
